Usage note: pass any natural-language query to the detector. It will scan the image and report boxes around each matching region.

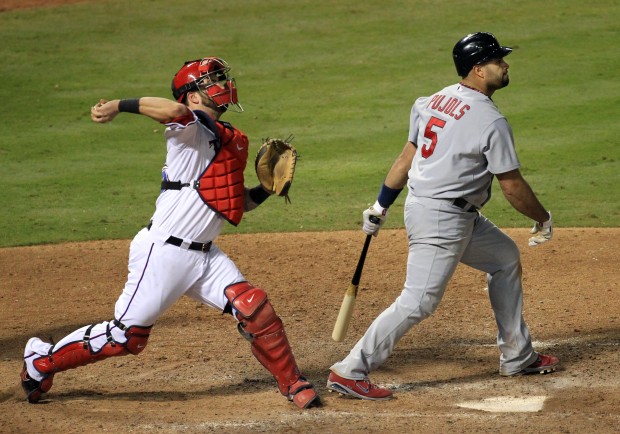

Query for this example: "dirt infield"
[1,0,619,430]
[0,228,618,433]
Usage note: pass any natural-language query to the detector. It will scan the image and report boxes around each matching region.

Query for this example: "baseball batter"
[327,33,558,400]
[20,57,319,409]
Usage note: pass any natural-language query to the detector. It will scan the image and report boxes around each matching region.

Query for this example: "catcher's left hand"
[255,137,297,203]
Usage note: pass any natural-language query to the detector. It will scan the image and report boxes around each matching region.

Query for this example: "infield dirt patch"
[1,228,619,433]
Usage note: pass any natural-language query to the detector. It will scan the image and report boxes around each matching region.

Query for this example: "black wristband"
[118,98,140,114]
[249,186,271,204]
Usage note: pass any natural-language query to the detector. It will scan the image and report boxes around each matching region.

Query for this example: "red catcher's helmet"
[171,57,242,112]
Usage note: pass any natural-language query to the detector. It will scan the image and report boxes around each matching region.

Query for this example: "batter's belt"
[452,198,478,212]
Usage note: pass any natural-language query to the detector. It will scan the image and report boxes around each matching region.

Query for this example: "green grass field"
[1,0,618,247]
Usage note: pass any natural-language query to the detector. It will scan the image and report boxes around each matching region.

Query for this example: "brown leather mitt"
[255,137,297,203]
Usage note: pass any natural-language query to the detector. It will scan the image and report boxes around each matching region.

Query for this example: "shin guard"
[33,322,152,376]
[225,283,309,398]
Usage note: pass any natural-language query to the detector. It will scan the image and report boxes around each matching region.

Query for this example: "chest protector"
[163,111,248,226]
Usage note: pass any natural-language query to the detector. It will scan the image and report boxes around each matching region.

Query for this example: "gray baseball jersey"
[408,83,520,208]
[331,83,539,380]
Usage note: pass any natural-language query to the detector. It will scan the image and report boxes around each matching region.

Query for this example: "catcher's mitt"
[255,136,297,203]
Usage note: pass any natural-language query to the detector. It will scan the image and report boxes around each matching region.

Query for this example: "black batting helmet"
[452,32,512,77]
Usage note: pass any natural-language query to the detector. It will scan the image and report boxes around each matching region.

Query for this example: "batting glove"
[528,211,553,247]
[363,200,388,236]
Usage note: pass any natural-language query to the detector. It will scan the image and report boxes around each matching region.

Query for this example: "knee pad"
[224,282,280,338]
[114,320,152,355]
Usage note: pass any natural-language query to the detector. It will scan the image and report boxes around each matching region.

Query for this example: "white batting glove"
[528,211,553,246]
[363,200,388,236]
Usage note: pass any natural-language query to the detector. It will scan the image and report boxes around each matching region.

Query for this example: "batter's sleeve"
[482,118,521,175]
[408,98,427,144]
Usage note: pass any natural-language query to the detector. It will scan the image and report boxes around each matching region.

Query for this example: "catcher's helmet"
[171,57,242,112]
[452,32,512,77]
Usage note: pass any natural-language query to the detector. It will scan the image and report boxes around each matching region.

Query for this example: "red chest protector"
[161,111,248,226]
[195,119,248,226]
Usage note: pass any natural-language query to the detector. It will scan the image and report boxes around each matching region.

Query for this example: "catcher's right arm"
[255,137,297,203]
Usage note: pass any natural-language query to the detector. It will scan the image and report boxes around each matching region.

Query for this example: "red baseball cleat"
[327,371,392,401]
[503,353,560,376]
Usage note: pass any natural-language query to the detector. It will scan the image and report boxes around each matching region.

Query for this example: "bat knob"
[369,215,381,224]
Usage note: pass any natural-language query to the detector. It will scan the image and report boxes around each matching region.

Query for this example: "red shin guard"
[33,325,152,376]
[225,283,305,396]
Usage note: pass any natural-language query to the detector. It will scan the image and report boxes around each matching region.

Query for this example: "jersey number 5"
[421,116,446,158]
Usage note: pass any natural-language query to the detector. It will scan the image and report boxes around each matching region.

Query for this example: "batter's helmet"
[171,57,242,112]
[452,32,512,77]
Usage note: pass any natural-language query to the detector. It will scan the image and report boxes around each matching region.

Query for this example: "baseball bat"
[331,216,379,342]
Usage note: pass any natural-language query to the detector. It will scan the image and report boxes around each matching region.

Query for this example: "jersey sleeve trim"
[490,163,521,175]
[164,108,197,128]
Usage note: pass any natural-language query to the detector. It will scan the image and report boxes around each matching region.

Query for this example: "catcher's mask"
[171,57,243,112]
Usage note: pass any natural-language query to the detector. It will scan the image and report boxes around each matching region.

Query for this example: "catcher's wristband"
[118,98,141,114]
[249,186,271,204]
[377,183,402,208]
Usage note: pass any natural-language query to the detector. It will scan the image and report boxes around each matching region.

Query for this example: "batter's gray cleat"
[327,371,392,401]
[504,353,560,376]
[20,363,54,403]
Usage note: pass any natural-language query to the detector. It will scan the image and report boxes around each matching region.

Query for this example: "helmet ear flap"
[171,59,203,102]
[171,80,191,102]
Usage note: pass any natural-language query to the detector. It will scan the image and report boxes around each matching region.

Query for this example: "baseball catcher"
[20,57,319,410]
[255,137,297,203]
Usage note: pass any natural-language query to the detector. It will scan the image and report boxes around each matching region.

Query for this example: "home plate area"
[456,395,546,413]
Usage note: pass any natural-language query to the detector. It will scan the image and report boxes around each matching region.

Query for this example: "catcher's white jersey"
[151,111,225,243]
[407,83,520,208]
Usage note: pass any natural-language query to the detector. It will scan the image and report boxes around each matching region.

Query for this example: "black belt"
[146,222,212,252]
[452,198,478,212]
[165,236,212,252]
